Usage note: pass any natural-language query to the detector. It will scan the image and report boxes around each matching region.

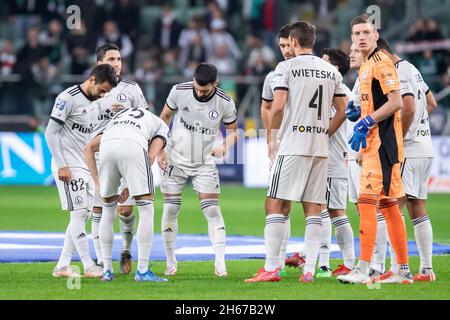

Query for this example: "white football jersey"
[396,60,433,158]
[165,82,237,167]
[346,77,360,158]
[49,85,97,171]
[91,78,148,137]
[261,71,275,101]
[102,107,168,150]
[329,84,351,178]
[271,54,347,157]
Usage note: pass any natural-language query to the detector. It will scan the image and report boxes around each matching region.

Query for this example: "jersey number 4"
[309,85,323,120]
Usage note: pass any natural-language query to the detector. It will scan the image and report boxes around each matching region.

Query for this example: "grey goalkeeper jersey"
[165,81,237,167]
[48,85,97,171]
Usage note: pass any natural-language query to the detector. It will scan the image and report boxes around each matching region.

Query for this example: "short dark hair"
[89,64,118,87]
[96,43,120,62]
[351,14,376,31]
[194,63,218,86]
[289,21,316,48]
[321,48,350,76]
[377,36,394,54]
[278,24,292,39]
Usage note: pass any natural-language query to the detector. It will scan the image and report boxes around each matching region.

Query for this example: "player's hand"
[345,100,361,122]
[111,104,124,113]
[118,188,129,204]
[268,139,279,163]
[157,151,168,172]
[211,145,226,158]
[348,115,375,152]
[58,167,72,182]
[356,152,362,166]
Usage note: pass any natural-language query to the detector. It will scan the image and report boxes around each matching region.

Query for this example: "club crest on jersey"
[117,94,127,103]
[208,110,218,120]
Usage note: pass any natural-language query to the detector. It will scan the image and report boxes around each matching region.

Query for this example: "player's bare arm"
[370,89,403,123]
[426,90,437,114]
[211,121,238,158]
[329,95,348,136]
[160,104,175,125]
[44,118,71,182]
[261,100,272,130]
[149,136,166,165]
[84,134,102,189]
[401,94,415,137]
[268,89,288,159]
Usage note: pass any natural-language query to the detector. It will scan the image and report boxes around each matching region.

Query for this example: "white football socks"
[331,215,355,269]
[264,213,285,272]
[304,216,322,275]
[91,211,102,265]
[413,214,433,273]
[318,210,331,269]
[162,196,181,268]
[99,200,117,272]
[118,211,135,253]
[69,209,94,271]
[56,225,75,269]
[279,215,290,270]
[136,200,154,273]
[201,199,226,271]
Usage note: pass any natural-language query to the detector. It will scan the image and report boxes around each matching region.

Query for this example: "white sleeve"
[399,70,414,97]
[45,119,67,168]
[222,100,237,125]
[166,85,178,111]
[261,73,274,101]
[272,61,289,91]
[50,92,73,124]
[132,83,149,109]
[351,78,361,105]
[333,72,347,97]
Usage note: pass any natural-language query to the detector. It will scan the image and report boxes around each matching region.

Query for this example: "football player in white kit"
[245,21,348,283]
[315,48,355,278]
[85,107,169,282]
[377,37,438,282]
[260,24,294,276]
[86,44,149,274]
[158,63,238,277]
[45,64,118,278]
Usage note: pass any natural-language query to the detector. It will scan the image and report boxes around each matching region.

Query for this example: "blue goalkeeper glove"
[348,115,376,152]
[345,100,361,122]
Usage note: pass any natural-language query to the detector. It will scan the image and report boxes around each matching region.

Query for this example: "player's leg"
[337,158,381,284]
[91,199,103,266]
[401,158,435,281]
[116,184,136,275]
[369,210,387,277]
[195,164,227,276]
[160,163,187,275]
[98,140,123,280]
[245,155,298,282]
[317,203,332,277]
[300,157,328,283]
[51,175,78,277]
[123,145,166,282]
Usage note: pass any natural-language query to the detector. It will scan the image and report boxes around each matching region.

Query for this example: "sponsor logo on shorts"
[385,79,396,86]
[292,125,327,134]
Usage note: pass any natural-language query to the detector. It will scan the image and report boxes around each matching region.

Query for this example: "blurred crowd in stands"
[0,0,449,122]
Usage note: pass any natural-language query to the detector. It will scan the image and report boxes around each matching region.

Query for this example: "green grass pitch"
[0,186,449,300]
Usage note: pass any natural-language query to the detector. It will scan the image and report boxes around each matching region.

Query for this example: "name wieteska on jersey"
[271,54,347,157]
[50,84,98,171]
[165,81,237,167]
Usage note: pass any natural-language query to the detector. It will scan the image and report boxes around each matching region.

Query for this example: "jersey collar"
[78,85,94,101]
[193,87,216,103]
[368,47,381,60]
